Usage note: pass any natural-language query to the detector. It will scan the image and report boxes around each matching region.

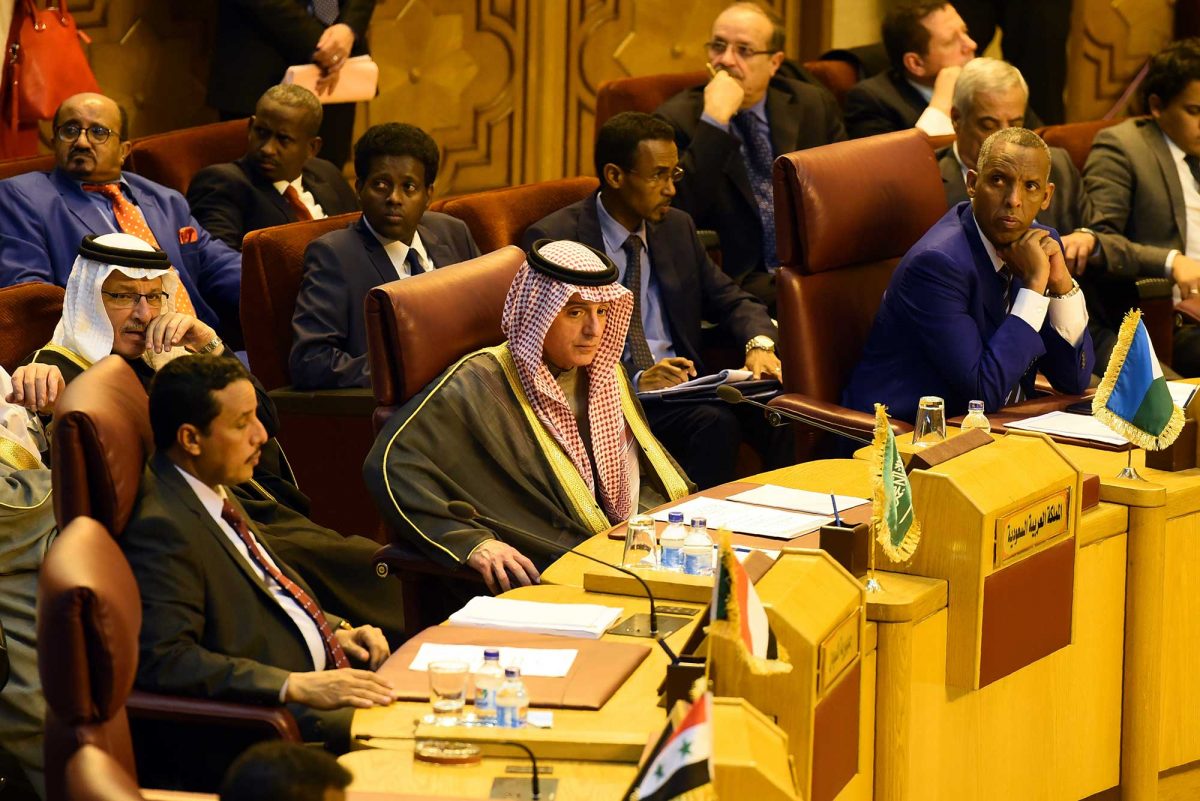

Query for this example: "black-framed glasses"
[629,166,685,185]
[55,123,115,144]
[101,290,169,308]
[705,39,776,60]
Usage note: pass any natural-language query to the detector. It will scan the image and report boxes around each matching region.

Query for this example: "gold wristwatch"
[745,335,776,355]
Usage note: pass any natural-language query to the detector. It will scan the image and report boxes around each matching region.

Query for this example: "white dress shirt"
[908,79,955,136]
[272,175,326,220]
[362,215,431,278]
[1161,131,1200,280]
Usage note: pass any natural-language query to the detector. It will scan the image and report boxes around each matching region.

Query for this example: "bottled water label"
[660,545,683,570]
[683,549,710,576]
[475,687,496,715]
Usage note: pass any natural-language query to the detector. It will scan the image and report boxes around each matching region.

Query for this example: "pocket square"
[178,226,197,245]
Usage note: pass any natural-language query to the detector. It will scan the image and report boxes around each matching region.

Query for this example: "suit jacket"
[186,156,360,250]
[654,76,847,281]
[0,169,241,334]
[521,193,777,376]
[207,0,375,116]
[842,202,1093,421]
[290,213,481,389]
[1084,117,1187,278]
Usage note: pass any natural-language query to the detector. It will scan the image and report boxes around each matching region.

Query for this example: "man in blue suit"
[0,93,242,338]
[843,127,1093,422]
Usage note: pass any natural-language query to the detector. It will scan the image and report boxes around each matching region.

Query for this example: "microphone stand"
[716,384,873,444]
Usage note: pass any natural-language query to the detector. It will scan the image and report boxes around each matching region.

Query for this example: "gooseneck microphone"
[445,501,687,660]
[716,384,872,444]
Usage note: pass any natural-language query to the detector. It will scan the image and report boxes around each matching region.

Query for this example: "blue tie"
[732,111,777,271]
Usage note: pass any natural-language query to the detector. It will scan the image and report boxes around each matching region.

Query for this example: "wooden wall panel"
[1066,0,1172,121]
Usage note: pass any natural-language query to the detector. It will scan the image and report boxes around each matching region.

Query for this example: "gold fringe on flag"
[1091,309,1185,451]
[871,403,921,562]
[707,530,791,677]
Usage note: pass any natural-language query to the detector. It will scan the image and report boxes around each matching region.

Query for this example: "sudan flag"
[711,532,775,659]
[629,693,715,801]
[1092,309,1183,450]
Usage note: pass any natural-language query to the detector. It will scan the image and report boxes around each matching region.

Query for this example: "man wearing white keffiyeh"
[366,239,692,594]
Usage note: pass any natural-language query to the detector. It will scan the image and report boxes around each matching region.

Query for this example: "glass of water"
[622,514,658,569]
[428,660,470,726]
[912,396,947,448]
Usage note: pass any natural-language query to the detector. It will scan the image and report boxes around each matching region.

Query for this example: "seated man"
[1084,38,1200,374]
[940,57,1125,372]
[843,128,1093,421]
[364,240,692,593]
[0,93,241,337]
[654,1,845,308]
[844,1,979,139]
[523,112,787,489]
[122,355,397,750]
[187,84,359,251]
[10,233,408,645]
[290,123,481,389]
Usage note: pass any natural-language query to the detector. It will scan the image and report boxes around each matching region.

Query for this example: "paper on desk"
[1005,411,1129,446]
[727,485,868,515]
[652,496,832,540]
[1167,381,1198,411]
[638,368,752,395]
[407,643,578,678]
[448,597,623,639]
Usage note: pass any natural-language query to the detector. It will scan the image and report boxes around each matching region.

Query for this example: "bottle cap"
[483,648,500,660]
[690,517,707,528]
[668,511,684,523]
[504,667,520,678]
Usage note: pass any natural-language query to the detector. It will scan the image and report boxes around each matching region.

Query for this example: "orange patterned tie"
[282,184,314,221]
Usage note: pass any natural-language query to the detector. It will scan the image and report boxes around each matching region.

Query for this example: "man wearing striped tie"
[121,354,397,751]
[843,127,1094,422]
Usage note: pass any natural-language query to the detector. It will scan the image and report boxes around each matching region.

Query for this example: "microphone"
[446,501,688,658]
[716,384,872,444]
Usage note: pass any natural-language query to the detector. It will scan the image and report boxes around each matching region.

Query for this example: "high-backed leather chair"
[126,118,250,195]
[64,746,146,801]
[239,212,380,537]
[0,152,54,181]
[1036,117,1125,173]
[0,282,63,372]
[770,130,945,456]
[438,177,599,253]
[802,59,859,107]
[593,71,708,136]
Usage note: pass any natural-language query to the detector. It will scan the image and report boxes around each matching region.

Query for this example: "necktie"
[82,183,160,248]
[404,248,425,277]
[999,267,1026,406]
[731,112,777,271]
[621,235,655,371]
[282,184,314,222]
[310,0,340,25]
[219,499,349,670]
[1185,154,1200,189]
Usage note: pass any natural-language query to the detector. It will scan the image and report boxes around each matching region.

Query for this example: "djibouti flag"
[1092,309,1184,451]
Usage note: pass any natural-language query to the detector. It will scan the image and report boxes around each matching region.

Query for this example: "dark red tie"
[220,499,349,669]
[282,185,314,221]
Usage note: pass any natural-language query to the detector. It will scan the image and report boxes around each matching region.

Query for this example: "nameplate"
[994,487,1070,568]
[818,609,859,695]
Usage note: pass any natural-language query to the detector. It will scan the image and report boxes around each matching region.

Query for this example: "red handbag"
[6,0,100,129]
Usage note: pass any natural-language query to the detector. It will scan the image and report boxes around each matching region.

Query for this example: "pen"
[831,494,843,526]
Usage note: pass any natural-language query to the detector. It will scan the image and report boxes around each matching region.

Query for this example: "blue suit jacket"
[843,202,1094,422]
[0,168,242,333]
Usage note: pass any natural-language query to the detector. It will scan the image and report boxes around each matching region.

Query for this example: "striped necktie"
[732,111,778,271]
[1000,267,1025,406]
[622,234,655,371]
[311,0,339,25]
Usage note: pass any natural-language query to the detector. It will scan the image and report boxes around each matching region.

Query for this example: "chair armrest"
[268,387,377,417]
[1138,277,1174,301]
[768,393,912,440]
[372,543,483,584]
[1176,297,1200,326]
[127,690,302,741]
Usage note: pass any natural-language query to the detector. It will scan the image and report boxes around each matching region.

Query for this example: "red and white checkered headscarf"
[502,240,635,522]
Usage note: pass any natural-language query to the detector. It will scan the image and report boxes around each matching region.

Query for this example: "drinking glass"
[912,396,947,447]
[428,660,470,726]
[622,514,658,569]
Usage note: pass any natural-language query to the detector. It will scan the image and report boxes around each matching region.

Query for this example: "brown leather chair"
[593,71,707,136]
[64,746,147,801]
[126,118,250,195]
[1036,117,1125,173]
[769,129,946,457]
[0,282,64,372]
[438,177,600,253]
[0,152,54,181]
[239,212,380,537]
[803,59,859,107]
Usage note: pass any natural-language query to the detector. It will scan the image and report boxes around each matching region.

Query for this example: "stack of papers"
[651,496,831,540]
[407,643,578,677]
[727,485,868,515]
[1006,411,1129,446]
[448,597,623,639]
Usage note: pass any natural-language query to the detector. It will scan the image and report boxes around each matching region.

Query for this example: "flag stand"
[1117,447,1146,481]
[863,521,883,594]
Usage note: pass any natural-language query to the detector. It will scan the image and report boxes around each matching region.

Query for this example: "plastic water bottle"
[495,667,528,728]
[659,511,686,572]
[960,399,991,433]
[472,649,504,725]
[682,517,714,576]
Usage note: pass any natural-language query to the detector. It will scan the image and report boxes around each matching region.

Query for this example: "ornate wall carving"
[1067,0,1173,121]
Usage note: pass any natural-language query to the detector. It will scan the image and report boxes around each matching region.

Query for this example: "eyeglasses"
[101,290,169,308]
[629,166,685,185]
[705,40,776,60]
[55,123,116,144]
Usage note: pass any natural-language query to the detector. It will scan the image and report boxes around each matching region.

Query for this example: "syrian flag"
[1092,308,1184,450]
[629,693,715,801]
[712,535,775,659]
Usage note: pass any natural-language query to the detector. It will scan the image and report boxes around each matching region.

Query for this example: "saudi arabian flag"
[629,693,715,801]
[872,403,921,562]
[1092,309,1184,450]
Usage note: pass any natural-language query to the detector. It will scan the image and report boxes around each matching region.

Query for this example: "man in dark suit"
[121,355,396,750]
[844,128,1093,421]
[187,85,359,251]
[523,112,785,489]
[290,123,480,389]
[0,93,242,338]
[654,2,845,310]
[207,0,376,168]
[844,1,977,139]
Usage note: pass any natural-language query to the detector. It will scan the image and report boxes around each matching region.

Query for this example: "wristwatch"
[1046,278,1082,299]
[197,336,224,355]
[745,335,775,356]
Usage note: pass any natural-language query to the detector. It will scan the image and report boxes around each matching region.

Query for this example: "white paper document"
[727,485,868,515]
[638,368,752,395]
[1005,411,1129,446]
[448,597,623,639]
[407,643,578,678]
[652,496,832,540]
[1167,381,1198,411]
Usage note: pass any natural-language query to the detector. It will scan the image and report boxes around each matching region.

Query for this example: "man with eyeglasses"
[0,92,242,340]
[654,1,845,311]
[523,112,788,489]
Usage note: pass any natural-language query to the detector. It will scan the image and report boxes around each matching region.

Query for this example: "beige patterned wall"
[1067,0,1173,121]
